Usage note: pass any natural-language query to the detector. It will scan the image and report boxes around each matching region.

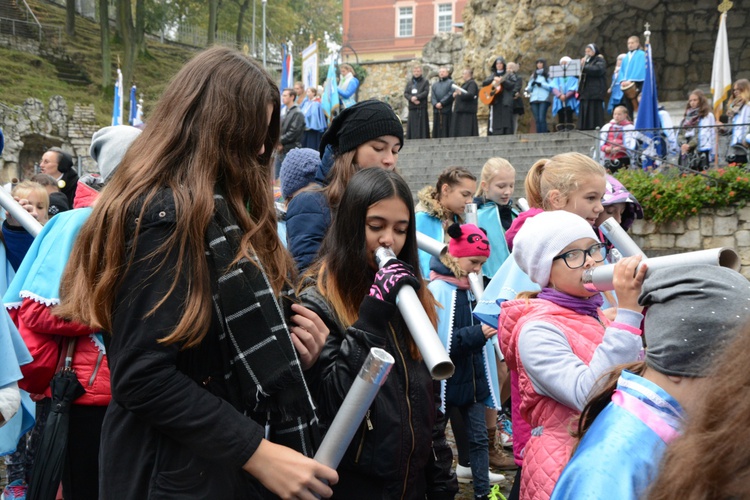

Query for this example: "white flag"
[710,12,732,118]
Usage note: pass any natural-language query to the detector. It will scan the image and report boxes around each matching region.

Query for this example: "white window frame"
[436,3,453,34]
[396,4,414,38]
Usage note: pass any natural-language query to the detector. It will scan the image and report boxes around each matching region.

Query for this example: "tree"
[117,0,145,88]
[233,0,250,49]
[65,0,75,37]
[99,0,111,88]
[207,0,218,46]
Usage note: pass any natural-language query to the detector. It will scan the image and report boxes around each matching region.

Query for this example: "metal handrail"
[20,0,41,41]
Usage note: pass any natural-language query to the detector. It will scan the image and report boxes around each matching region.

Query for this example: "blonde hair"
[12,180,49,224]
[476,157,516,197]
[524,152,606,210]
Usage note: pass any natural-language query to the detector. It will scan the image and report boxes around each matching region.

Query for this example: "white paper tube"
[375,247,455,380]
[517,198,530,212]
[451,83,468,94]
[599,217,646,258]
[464,203,478,226]
[468,272,484,299]
[582,247,741,292]
[0,188,43,237]
[417,232,448,258]
[314,348,394,469]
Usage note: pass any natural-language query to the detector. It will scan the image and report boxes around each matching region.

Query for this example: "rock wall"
[0,96,98,182]
[461,0,750,101]
[630,205,750,279]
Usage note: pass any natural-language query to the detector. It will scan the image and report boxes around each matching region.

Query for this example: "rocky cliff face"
[460,0,750,101]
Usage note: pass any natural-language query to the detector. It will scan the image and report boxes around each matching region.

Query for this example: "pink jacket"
[500,299,608,500]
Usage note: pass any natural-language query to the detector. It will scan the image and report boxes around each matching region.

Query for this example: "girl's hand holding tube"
[611,255,647,313]
[289,303,330,370]
[369,259,420,305]
[243,439,338,499]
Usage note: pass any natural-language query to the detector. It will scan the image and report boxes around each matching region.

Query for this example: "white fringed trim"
[18,291,59,307]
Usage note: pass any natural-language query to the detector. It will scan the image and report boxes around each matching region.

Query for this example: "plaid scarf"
[206,192,320,457]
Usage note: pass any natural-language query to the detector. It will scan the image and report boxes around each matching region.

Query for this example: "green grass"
[0,0,198,125]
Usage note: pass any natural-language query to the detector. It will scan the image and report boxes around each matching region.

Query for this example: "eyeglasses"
[552,243,608,269]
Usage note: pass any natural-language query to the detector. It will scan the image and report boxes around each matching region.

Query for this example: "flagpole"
[262,0,267,68]
[712,1,733,168]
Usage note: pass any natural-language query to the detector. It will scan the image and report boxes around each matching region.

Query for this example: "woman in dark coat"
[56,46,337,499]
[577,44,608,130]
[482,57,519,136]
[451,68,479,137]
[404,64,430,139]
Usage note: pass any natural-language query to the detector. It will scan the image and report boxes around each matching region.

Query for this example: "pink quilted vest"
[499,299,608,500]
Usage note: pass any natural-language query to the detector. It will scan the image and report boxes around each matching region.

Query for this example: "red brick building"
[342,0,468,62]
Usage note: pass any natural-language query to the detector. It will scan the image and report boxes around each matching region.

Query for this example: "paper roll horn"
[0,188,43,237]
[599,217,646,258]
[314,348,394,469]
[375,247,455,380]
[582,247,741,292]
[416,232,448,258]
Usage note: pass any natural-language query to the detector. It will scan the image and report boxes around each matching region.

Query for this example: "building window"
[398,6,413,37]
[437,3,452,33]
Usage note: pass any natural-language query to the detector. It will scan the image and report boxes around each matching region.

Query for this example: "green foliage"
[616,166,750,224]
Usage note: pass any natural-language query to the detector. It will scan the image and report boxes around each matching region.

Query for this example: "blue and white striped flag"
[128,85,137,125]
[112,68,123,126]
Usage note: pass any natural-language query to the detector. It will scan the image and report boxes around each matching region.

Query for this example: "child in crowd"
[2,181,49,271]
[416,166,477,278]
[30,173,69,218]
[649,314,750,500]
[278,147,320,247]
[472,152,609,500]
[286,99,404,271]
[678,89,716,170]
[500,210,646,500]
[429,223,505,499]
[599,105,635,172]
[475,158,518,277]
[606,54,626,115]
[552,265,750,500]
[726,78,750,164]
[298,167,457,499]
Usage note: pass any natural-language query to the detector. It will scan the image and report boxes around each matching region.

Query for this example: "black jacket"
[453,79,478,114]
[404,76,430,111]
[280,105,306,153]
[102,190,269,499]
[59,168,79,207]
[578,54,608,101]
[299,287,458,500]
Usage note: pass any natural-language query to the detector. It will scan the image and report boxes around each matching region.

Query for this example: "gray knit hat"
[89,125,142,181]
[280,148,319,200]
[319,99,403,158]
[638,265,750,377]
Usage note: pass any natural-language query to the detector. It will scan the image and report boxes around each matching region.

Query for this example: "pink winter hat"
[447,223,491,258]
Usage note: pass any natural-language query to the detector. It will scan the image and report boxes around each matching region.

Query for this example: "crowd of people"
[1,45,749,500]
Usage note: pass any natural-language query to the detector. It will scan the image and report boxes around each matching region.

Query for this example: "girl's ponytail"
[524,158,548,209]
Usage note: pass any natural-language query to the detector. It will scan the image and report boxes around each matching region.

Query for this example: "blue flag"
[321,59,339,120]
[280,43,294,92]
[129,85,137,125]
[112,68,123,126]
[634,41,663,169]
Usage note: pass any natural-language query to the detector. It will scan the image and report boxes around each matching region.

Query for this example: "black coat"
[451,79,479,137]
[578,54,608,101]
[405,76,431,139]
[102,190,269,499]
[280,105,306,154]
[299,288,458,500]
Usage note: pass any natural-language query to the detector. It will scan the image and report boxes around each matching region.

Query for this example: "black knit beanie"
[48,147,73,173]
[319,99,404,158]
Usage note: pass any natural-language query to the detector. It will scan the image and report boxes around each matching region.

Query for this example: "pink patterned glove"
[369,259,421,304]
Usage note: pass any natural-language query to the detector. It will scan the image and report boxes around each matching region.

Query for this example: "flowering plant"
[616,166,750,224]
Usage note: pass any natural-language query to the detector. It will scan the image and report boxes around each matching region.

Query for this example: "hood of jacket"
[416,185,449,219]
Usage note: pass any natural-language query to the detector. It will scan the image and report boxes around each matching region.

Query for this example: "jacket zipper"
[354,410,372,463]
[390,324,414,500]
[89,350,104,386]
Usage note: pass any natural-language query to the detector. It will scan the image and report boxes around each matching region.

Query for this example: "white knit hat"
[513,211,598,286]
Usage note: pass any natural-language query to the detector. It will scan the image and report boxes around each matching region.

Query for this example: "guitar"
[479,80,503,106]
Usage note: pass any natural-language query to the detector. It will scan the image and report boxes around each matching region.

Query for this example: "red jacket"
[15,299,110,405]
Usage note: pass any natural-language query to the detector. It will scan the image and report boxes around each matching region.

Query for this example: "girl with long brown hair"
[678,89,716,170]
[297,168,458,499]
[56,47,337,499]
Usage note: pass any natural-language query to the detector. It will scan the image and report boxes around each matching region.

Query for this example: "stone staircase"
[0,0,39,39]
[51,54,91,85]
[397,131,597,199]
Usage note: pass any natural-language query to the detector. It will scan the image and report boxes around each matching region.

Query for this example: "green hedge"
[616,166,750,224]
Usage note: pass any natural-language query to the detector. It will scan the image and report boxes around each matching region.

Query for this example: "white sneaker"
[455,464,505,484]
